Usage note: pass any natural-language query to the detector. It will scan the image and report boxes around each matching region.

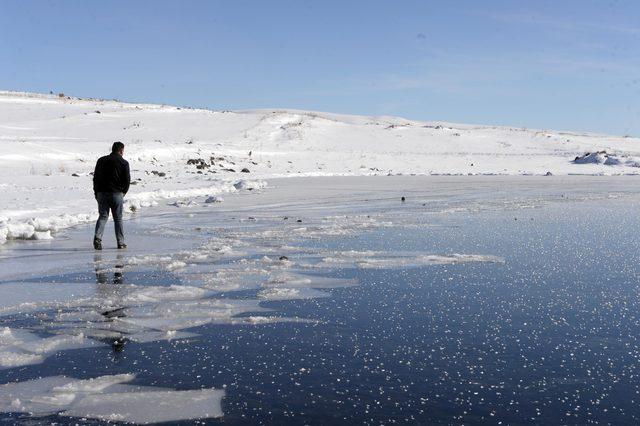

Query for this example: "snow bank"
[130,182,237,205]
[573,151,640,167]
[0,180,243,244]
[0,214,95,244]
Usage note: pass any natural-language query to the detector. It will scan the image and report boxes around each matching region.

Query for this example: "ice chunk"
[257,287,329,300]
[5,223,35,240]
[0,375,224,423]
[0,327,101,369]
[0,213,96,244]
[264,272,358,289]
[165,260,187,270]
[62,388,224,423]
[168,200,198,208]
[117,298,268,331]
[121,284,209,303]
[51,374,135,394]
[234,179,267,190]
[126,254,173,266]
[127,330,199,343]
[32,230,53,240]
[30,392,77,407]
[240,316,315,325]
[116,316,215,332]
[16,333,92,355]
[0,376,74,415]
[0,350,44,368]
[199,269,268,292]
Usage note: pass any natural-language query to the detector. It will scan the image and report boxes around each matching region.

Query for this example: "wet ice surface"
[0,176,639,424]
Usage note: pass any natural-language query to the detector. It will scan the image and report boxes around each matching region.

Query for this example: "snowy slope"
[0,90,639,243]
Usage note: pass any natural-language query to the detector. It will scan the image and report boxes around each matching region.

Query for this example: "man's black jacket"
[93,152,131,195]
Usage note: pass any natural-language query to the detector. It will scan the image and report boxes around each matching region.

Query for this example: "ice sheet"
[0,282,96,315]
[0,374,224,423]
[0,327,102,369]
[3,174,615,422]
[63,388,224,423]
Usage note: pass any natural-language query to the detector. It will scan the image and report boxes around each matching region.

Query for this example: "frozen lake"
[0,176,639,424]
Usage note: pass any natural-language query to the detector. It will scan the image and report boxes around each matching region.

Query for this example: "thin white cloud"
[482,12,640,36]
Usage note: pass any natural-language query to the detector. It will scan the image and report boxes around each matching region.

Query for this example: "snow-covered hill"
[0,90,638,243]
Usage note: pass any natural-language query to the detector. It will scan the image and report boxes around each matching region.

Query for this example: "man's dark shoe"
[102,307,126,318]
[93,238,102,250]
[117,243,127,249]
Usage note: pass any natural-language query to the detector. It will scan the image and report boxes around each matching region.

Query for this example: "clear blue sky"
[2,0,639,135]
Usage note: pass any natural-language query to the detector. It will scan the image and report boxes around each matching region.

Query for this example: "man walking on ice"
[93,141,130,250]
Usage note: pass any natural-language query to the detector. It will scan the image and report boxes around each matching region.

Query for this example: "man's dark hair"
[111,141,125,153]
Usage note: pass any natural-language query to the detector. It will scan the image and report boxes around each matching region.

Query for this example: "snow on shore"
[1,90,639,243]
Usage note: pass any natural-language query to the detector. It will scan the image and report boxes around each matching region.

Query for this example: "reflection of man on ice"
[94,252,127,352]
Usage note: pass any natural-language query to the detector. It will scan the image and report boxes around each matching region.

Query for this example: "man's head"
[111,141,125,156]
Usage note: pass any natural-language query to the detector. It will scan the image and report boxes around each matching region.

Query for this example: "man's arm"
[122,161,131,195]
[93,158,101,198]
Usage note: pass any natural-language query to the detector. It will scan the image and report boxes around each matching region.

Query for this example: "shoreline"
[2,90,640,246]
[2,173,639,249]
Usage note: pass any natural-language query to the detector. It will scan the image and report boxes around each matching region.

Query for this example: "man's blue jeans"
[94,192,125,245]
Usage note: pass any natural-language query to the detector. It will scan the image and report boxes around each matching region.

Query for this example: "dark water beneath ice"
[2,197,640,425]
